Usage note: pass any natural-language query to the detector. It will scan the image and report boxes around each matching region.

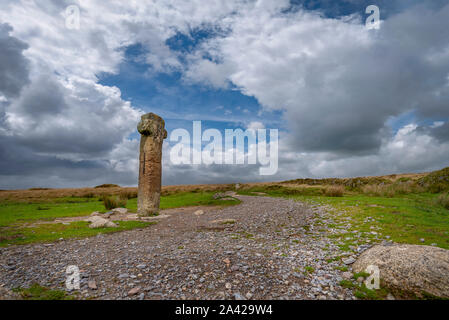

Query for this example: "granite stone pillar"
[137,113,167,216]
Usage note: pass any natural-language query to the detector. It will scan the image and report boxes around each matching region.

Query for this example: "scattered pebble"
[88,280,97,290]
[128,287,140,296]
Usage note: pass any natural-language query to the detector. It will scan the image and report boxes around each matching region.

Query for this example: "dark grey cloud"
[0,136,138,189]
[0,23,30,98]
[430,122,449,143]
[4,72,141,158]
[15,75,66,117]
[287,3,449,153]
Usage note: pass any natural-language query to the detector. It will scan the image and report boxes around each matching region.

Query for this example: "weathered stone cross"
[137,113,167,216]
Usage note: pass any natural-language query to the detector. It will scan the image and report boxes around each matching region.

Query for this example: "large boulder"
[353,243,449,298]
[85,216,118,229]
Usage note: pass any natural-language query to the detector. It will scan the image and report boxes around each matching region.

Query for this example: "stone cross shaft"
[137,113,167,216]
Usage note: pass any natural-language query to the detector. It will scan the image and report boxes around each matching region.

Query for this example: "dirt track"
[0,195,358,300]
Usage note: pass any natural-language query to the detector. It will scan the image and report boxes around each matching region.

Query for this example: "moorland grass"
[239,184,449,299]
[0,191,240,228]
[433,193,449,209]
[239,186,449,249]
[102,194,128,210]
[0,191,241,246]
[0,220,155,247]
[324,185,345,197]
[13,283,76,300]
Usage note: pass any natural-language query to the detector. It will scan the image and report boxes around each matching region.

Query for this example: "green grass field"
[0,191,240,247]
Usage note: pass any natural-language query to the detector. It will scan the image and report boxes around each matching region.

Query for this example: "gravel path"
[0,195,359,300]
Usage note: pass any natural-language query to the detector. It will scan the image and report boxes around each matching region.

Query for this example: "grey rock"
[88,280,97,290]
[386,293,395,300]
[234,292,245,300]
[353,243,449,298]
[194,210,204,216]
[112,208,128,215]
[85,216,118,229]
[128,287,140,296]
[342,258,356,265]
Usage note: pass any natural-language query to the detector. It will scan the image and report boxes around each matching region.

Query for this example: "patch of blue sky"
[99,39,283,145]
[387,110,448,134]
[286,0,446,20]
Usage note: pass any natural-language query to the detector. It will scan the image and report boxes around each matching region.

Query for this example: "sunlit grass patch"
[0,192,240,228]
[0,191,241,246]
[0,220,154,247]
[239,187,449,249]
[0,198,104,227]
[13,284,75,300]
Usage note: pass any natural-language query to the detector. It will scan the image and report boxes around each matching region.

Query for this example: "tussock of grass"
[119,190,138,199]
[433,193,449,210]
[102,195,127,210]
[324,185,345,197]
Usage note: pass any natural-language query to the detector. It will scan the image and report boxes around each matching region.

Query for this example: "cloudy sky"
[0,0,448,189]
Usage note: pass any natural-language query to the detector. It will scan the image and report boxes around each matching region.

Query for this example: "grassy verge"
[239,187,449,249]
[0,191,240,247]
[0,191,240,227]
